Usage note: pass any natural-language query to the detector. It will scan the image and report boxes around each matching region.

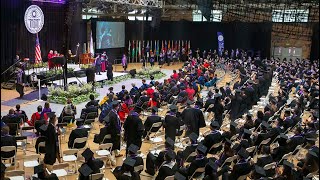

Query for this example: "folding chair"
[96,143,113,167]
[134,165,144,173]
[246,146,256,155]
[62,116,74,124]
[23,154,40,173]
[20,126,36,144]
[164,175,174,180]
[51,162,69,179]
[6,123,19,136]
[257,138,271,154]
[62,149,78,174]
[264,162,277,177]
[57,123,68,143]
[72,137,89,150]
[208,141,223,155]
[188,167,205,180]
[100,134,112,145]
[15,136,27,155]
[147,122,163,143]
[89,173,105,180]
[219,155,237,168]
[185,152,197,163]
[237,172,250,180]
[230,134,239,141]
[5,170,25,180]
[278,152,293,165]
[1,146,17,169]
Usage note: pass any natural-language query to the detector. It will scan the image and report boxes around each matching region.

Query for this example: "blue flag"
[217,32,224,56]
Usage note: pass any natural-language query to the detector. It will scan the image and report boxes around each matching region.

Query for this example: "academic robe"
[176,144,198,164]
[43,123,59,165]
[230,95,242,120]
[286,135,305,152]
[123,113,144,152]
[68,127,88,149]
[204,98,215,112]
[163,114,181,142]
[145,149,169,175]
[227,159,252,180]
[179,156,208,177]
[94,125,112,144]
[109,110,122,151]
[78,158,104,180]
[213,103,224,125]
[143,115,162,137]
[201,130,222,154]
[1,135,17,158]
[181,108,205,136]
[118,172,141,180]
[256,154,273,167]
[155,161,178,180]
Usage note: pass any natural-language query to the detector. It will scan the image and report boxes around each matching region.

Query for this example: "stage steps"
[2,78,16,90]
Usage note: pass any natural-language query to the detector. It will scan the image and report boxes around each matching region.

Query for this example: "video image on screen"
[96,21,125,49]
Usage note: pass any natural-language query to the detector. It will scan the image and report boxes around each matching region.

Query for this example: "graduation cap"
[238,148,249,159]
[210,121,220,128]
[174,172,186,180]
[128,144,139,154]
[165,137,175,148]
[108,87,114,91]
[189,132,199,142]
[166,150,176,160]
[243,128,252,135]
[123,157,136,167]
[308,150,318,158]
[279,133,289,140]
[169,105,178,111]
[78,164,93,177]
[1,162,6,173]
[254,165,266,176]
[39,124,48,132]
[283,160,294,169]
[196,144,207,154]
[230,121,238,129]
[152,106,158,112]
[186,100,194,105]
[261,121,270,129]
[82,148,94,161]
[207,159,218,171]
[34,164,45,174]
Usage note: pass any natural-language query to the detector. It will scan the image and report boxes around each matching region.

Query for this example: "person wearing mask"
[117,158,141,180]
[123,107,144,155]
[107,61,113,81]
[59,104,75,123]
[68,120,88,149]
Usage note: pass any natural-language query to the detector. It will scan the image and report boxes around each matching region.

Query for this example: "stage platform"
[25,63,82,75]
[51,71,127,86]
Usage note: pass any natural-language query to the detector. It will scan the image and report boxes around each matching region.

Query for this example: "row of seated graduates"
[109,58,319,179]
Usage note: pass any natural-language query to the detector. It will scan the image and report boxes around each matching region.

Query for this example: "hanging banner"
[217,32,224,56]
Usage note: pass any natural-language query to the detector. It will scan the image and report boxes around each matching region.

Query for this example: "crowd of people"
[1,49,319,179]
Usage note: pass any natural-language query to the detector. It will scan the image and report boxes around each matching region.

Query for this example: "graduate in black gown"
[108,101,123,157]
[143,107,163,139]
[123,107,144,156]
[201,121,222,155]
[78,148,104,180]
[176,132,199,167]
[118,158,141,180]
[68,119,88,149]
[145,137,175,175]
[155,150,178,180]
[223,148,252,180]
[163,105,182,143]
[181,100,205,137]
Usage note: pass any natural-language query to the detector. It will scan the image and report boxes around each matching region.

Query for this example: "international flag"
[136,40,139,58]
[132,41,135,58]
[156,40,159,56]
[168,40,170,49]
[142,40,144,57]
[89,31,94,55]
[178,40,180,52]
[138,40,141,57]
[128,40,131,57]
[162,40,164,52]
[35,34,42,64]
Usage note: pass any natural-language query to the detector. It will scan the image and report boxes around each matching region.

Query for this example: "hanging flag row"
[128,40,191,62]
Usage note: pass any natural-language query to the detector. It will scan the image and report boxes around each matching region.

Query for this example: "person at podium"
[66,50,75,64]
[47,50,54,69]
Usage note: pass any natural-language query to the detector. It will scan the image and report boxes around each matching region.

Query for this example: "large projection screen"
[96,21,125,49]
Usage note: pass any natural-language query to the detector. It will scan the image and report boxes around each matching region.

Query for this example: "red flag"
[35,34,42,64]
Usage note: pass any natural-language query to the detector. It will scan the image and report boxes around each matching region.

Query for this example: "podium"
[80,53,95,64]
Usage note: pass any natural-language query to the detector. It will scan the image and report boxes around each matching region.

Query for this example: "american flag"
[35,35,42,64]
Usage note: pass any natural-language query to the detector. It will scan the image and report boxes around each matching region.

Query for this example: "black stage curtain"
[1,0,67,72]
[89,19,272,59]
[310,23,319,61]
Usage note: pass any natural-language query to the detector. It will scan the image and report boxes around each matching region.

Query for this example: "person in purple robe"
[122,54,128,72]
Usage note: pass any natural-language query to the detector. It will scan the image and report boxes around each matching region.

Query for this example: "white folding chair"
[278,152,293,165]
[1,146,17,169]
[188,167,205,180]
[62,149,78,174]
[246,146,256,154]
[220,155,237,168]
[20,126,36,144]
[264,162,277,171]
[23,154,40,173]
[147,122,163,143]
[52,163,69,179]
[134,165,144,173]
[89,173,105,180]
[185,152,197,163]
[208,141,223,154]
[96,143,113,167]
[100,134,111,144]
[5,170,25,180]
[15,136,27,155]
[164,175,174,180]
[72,137,89,150]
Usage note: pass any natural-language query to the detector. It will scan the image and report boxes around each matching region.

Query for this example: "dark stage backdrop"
[1,0,67,72]
[89,19,272,59]
[310,23,319,61]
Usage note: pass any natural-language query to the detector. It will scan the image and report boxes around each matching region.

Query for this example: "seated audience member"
[143,107,162,139]
[130,83,139,96]
[117,85,127,101]
[78,148,104,180]
[145,138,175,175]
[286,126,305,152]
[2,109,22,135]
[156,150,178,180]
[299,145,319,176]
[178,144,209,178]
[67,98,77,115]
[68,120,88,149]
[85,94,99,108]
[201,121,222,154]
[42,102,52,114]
[59,104,75,123]
[223,148,252,179]
[118,96,130,124]
[176,133,199,167]
[256,145,273,167]
[14,104,28,122]
[80,104,98,120]
[1,125,17,163]
[272,133,289,162]
[117,158,141,180]
[28,105,48,126]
